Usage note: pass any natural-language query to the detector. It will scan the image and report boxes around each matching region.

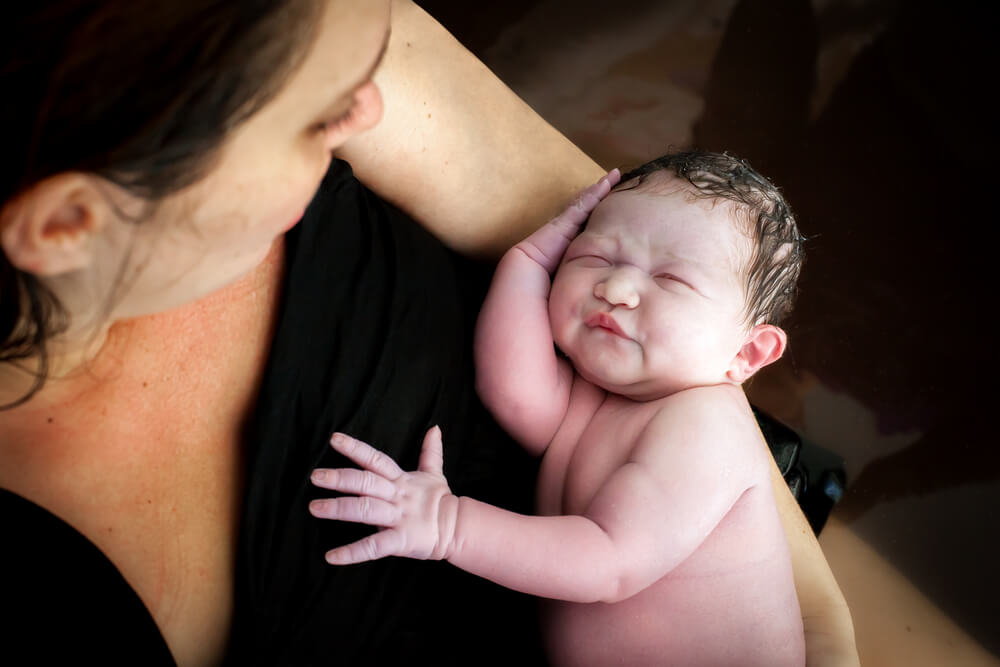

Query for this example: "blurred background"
[419,0,997,661]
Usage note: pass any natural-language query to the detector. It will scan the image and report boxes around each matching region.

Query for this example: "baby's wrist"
[434,492,461,561]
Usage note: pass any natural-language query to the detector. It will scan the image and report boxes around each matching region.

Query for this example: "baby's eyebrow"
[574,233,617,252]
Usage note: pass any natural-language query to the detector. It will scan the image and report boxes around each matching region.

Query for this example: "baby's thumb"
[418,425,445,475]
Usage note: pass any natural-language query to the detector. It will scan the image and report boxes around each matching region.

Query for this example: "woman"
[0,1,856,664]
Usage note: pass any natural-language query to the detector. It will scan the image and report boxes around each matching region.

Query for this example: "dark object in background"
[755,407,845,535]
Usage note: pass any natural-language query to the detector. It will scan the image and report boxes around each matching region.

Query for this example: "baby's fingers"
[583,168,621,203]
[417,425,444,476]
[325,530,404,565]
[329,432,403,480]
[568,168,622,216]
[309,496,399,527]
[310,468,396,500]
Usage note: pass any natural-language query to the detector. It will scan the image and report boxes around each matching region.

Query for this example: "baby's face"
[549,179,751,400]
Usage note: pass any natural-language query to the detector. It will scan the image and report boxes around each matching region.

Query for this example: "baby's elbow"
[581,534,651,603]
[597,583,628,605]
[593,566,641,604]
[601,581,637,605]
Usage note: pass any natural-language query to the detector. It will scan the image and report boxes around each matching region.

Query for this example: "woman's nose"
[594,271,639,308]
[352,80,384,133]
[325,80,384,151]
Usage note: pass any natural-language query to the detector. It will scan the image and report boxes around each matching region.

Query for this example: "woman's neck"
[0,237,286,413]
[0,323,113,411]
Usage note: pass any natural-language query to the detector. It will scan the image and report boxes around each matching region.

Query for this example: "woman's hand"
[309,427,459,565]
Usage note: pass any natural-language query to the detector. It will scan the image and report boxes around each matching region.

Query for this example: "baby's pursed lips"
[585,311,628,339]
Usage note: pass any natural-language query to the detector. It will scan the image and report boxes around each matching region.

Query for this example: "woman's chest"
[0,243,284,664]
[64,420,246,665]
[0,379,251,665]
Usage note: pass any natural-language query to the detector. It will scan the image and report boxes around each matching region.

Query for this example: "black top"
[1,161,544,665]
[228,161,544,664]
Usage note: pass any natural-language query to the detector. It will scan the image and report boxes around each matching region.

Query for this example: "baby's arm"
[474,169,620,454]
[312,399,752,602]
[447,393,761,602]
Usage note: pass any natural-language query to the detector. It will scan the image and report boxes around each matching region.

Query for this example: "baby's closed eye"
[653,273,693,290]
[573,255,612,268]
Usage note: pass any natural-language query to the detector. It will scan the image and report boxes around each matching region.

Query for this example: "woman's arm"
[820,517,999,667]
[769,457,860,667]
[335,0,604,257]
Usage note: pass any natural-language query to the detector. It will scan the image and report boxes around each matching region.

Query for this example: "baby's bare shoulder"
[654,384,755,430]
[635,385,764,474]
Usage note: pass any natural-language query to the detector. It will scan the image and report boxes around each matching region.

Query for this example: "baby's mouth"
[585,312,628,339]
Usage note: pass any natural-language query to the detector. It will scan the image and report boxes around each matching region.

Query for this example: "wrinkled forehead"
[583,174,753,267]
[590,173,740,233]
[610,170,756,240]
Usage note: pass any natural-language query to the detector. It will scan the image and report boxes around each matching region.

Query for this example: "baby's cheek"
[548,289,574,339]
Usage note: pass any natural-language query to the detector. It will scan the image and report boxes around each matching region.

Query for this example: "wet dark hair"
[617,150,804,327]
[1,0,323,408]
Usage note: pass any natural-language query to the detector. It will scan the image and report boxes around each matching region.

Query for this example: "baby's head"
[549,150,803,399]
[614,151,803,328]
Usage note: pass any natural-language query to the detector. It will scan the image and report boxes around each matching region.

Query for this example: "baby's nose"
[594,271,640,309]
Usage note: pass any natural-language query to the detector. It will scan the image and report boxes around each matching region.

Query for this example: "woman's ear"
[726,324,787,383]
[0,173,113,276]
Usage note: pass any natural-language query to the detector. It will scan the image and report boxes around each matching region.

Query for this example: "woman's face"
[98,0,391,320]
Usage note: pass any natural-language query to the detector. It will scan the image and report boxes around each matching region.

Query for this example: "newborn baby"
[311,151,806,666]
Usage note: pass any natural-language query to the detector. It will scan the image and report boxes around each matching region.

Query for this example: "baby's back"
[538,381,804,666]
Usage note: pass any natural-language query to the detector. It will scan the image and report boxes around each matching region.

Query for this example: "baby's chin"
[574,363,679,402]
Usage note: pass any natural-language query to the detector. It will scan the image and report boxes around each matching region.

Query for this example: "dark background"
[419,0,997,656]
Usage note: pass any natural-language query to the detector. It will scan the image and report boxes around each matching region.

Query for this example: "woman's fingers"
[309,495,399,526]
[329,432,403,480]
[310,467,397,500]
[325,530,403,565]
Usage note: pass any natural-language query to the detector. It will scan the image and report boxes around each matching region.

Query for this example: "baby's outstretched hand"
[309,427,458,565]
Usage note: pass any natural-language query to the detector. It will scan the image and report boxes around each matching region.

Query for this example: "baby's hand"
[309,427,458,565]
[518,168,621,273]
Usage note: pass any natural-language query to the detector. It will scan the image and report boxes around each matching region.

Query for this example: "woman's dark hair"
[1,0,322,408]
[618,150,804,327]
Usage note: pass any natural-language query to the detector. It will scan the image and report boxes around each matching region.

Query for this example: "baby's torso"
[536,378,804,666]
[537,379,653,517]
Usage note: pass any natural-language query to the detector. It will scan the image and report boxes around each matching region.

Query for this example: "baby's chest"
[538,395,660,516]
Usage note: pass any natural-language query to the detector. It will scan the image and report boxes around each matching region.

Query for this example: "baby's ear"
[726,324,786,383]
